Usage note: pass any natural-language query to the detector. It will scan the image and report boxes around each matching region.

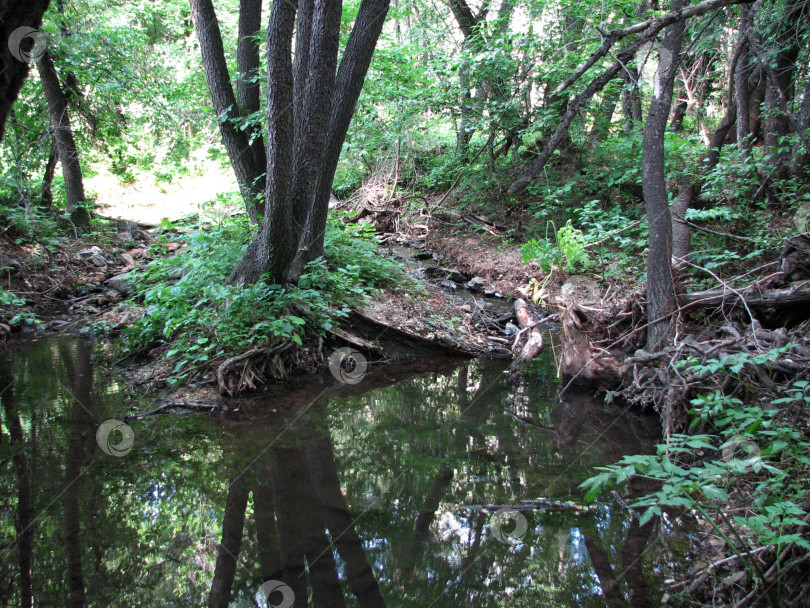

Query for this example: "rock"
[561,275,601,305]
[504,322,520,336]
[414,251,435,261]
[459,304,473,314]
[103,289,123,303]
[87,254,107,267]
[128,247,147,259]
[106,272,134,295]
[466,276,487,292]
[440,280,458,291]
[447,269,468,283]
[78,246,103,257]
[119,253,135,266]
[425,267,468,283]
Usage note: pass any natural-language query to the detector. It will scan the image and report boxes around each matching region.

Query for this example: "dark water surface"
[0,333,690,607]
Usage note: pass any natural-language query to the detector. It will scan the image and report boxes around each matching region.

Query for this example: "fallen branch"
[511,298,544,367]
[680,281,810,308]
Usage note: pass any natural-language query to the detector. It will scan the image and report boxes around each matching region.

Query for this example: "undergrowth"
[123,215,412,386]
[582,348,810,607]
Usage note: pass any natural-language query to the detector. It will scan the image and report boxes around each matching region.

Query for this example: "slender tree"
[190,0,265,222]
[641,0,688,351]
[36,49,90,226]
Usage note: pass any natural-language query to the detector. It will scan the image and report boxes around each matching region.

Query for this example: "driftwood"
[680,281,810,308]
[334,310,479,360]
[559,303,623,389]
[511,298,544,367]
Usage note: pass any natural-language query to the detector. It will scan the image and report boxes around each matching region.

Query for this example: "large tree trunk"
[735,5,752,158]
[762,0,805,180]
[229,0,392,285]
[36,50,90,226]
[190,0,265,222]
[229,0,298,285]
[0,0,51,141]
[641,0,688,351]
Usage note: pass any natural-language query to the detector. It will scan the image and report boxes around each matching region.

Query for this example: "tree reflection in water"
[0,335,692,607]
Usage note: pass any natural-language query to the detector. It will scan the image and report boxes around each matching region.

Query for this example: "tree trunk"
[792,76,810,176]
[36,50,90,226]
[735,5,752,158]
[642,0,688,351]
[190,0,265,222]
[40,135,58,209]
[762,0,805,181]
[622,64,643,132]
[257,0,390,283]
[0,0,51,141]
[228,0,298,286]
[236,0,267,192]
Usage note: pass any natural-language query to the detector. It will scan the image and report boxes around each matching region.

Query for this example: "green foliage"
[521,220,590,273]
[581,349,810,599]
[124,214,410,385]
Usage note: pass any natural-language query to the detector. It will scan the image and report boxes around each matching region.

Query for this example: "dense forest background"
[2,0,807,275]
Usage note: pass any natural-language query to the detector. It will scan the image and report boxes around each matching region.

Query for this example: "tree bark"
[0,0,51,141]
[762,0,805,181]
[228,0,298,285]
[642,0,688,351]
[227,0,390,285]
[36,50,90,226]
[190,0,265,222]
[734,5,752,158]
[40,134,58,209]
[236,0,267,187]
[290,0,392,276]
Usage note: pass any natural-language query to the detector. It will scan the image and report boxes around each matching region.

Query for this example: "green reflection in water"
[0,334,691,607]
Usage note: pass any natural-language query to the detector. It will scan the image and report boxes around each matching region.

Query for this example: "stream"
[0,332,693,607]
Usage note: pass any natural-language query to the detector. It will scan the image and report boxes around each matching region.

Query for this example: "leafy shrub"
[521,220,590,273]
[124,214,410,385]
[581,348,810,602]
